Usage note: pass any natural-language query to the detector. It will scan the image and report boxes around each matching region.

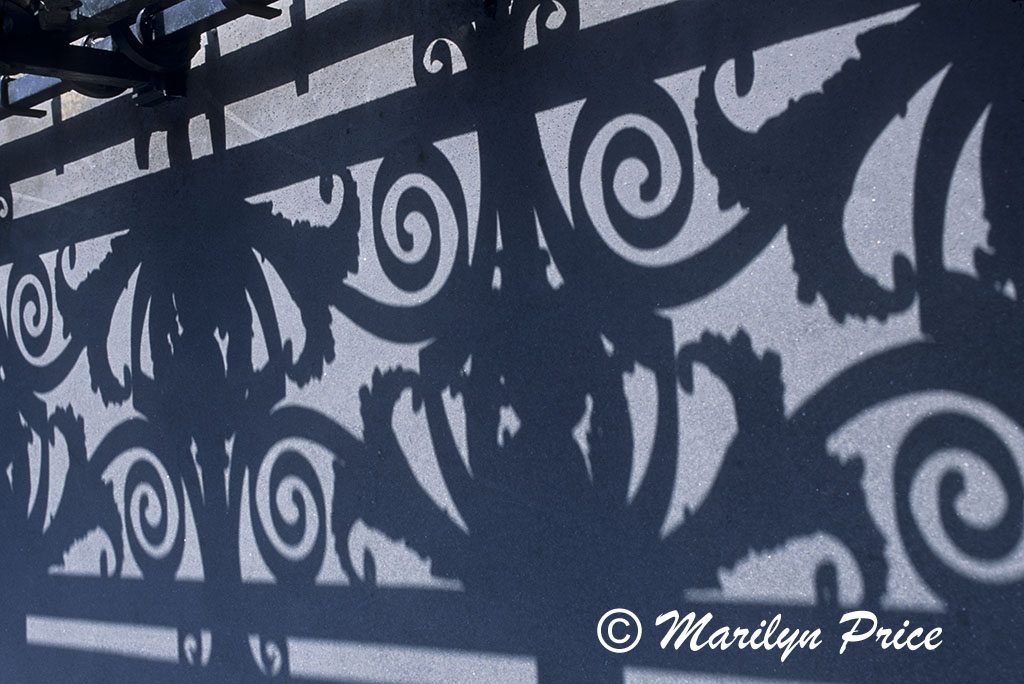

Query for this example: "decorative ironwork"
[0,0,292,114]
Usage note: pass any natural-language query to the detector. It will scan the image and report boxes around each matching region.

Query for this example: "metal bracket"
[221,0,282,20]
[1,76,47,118]
[0,0,284,120]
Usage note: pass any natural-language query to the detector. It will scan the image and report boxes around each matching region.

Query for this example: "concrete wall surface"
[1,0,1022,681]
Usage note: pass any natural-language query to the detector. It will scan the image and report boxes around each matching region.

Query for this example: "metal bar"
[67,0,191,41]
[0,0,280,121]
[18,577,973,682]
[0,36,125,115]
[0,0,913,133]
[0,42,150,88]
[74,0,156,28]
[0,0,917,174]
[154,0,279,39]
[2,75,68,116]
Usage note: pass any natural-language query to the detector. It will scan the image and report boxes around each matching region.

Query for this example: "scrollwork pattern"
[248,634,288,678]
[94,420,186,580]
[372,144,467,298]
[573,86,694,260]
[0,1,1022,681]
[895,412,1024,603]
[251,444,327,582]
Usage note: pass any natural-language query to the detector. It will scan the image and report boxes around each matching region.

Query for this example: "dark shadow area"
[1,0,1022,682]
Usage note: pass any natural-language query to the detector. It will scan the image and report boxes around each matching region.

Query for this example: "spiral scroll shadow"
[7,257,56,364]
[249,633,289,678]
[372,142,467,296]
[250,445,327,584]
[92,420,187,581]
[0,182,10,223]
[123,456,186,582]
[336,141,472,343]
[895,412,1024,605]
[547,79,767,308]
[571,84,693,256]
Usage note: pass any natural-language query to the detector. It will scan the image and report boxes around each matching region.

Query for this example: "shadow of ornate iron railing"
[1,1,1022,682]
